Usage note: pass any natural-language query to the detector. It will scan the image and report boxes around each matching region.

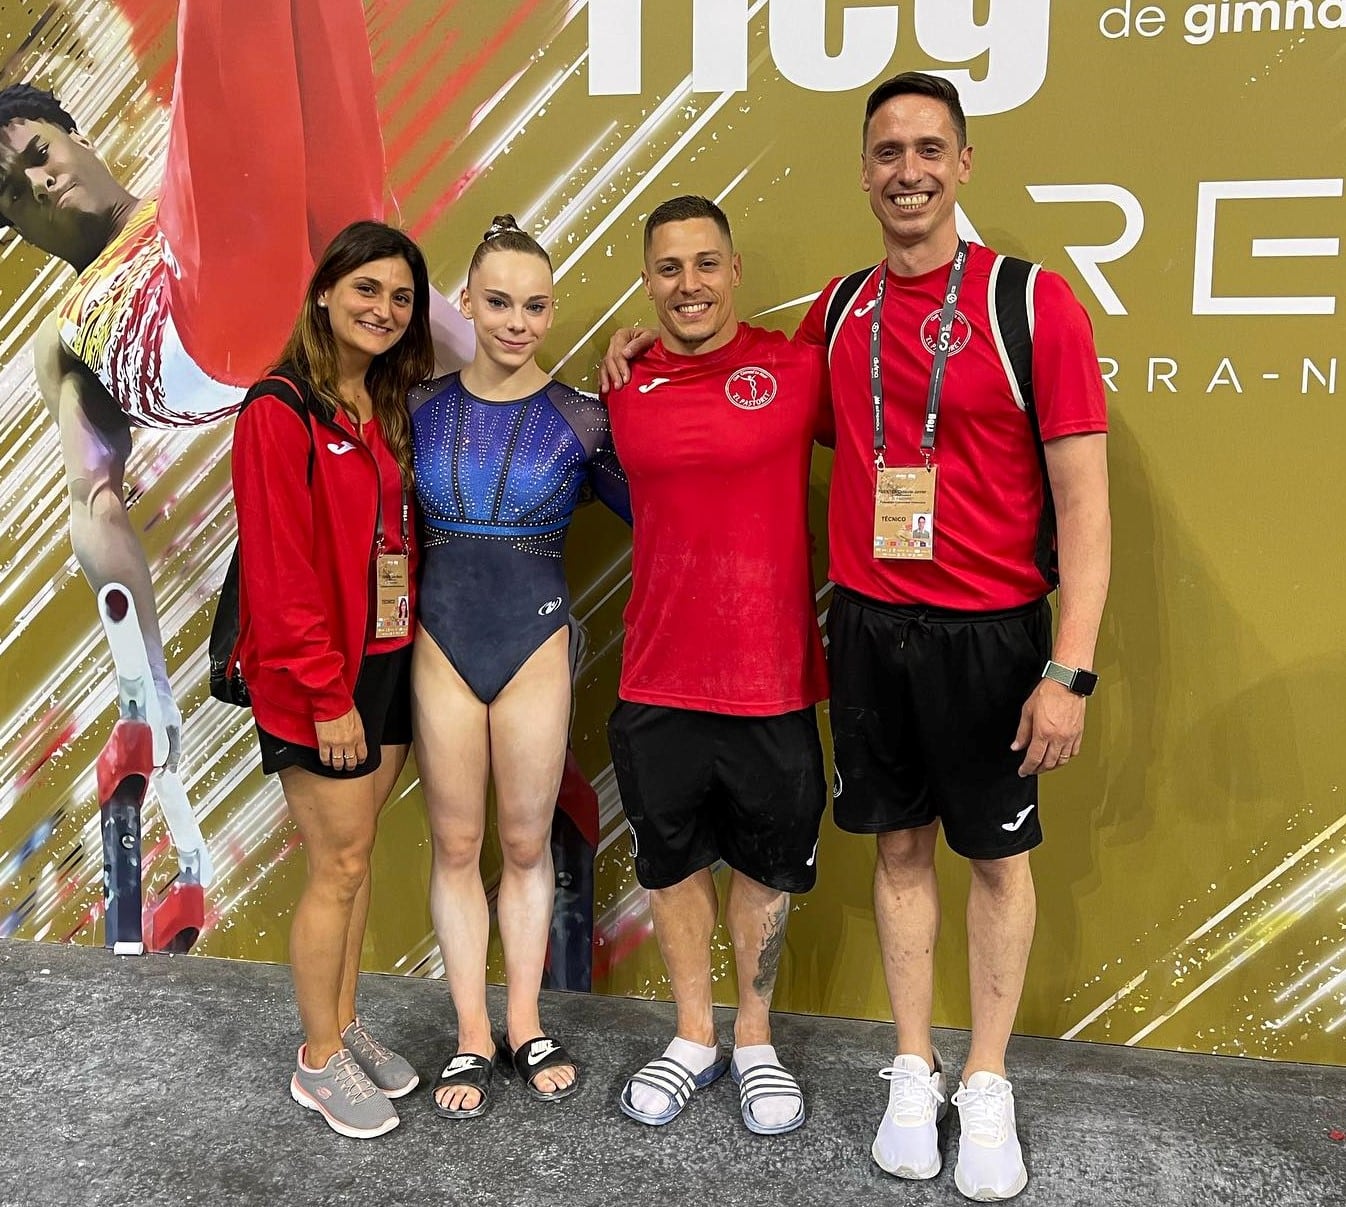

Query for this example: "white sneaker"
[952,1070,1028,1201]
[871,1050,948,1179]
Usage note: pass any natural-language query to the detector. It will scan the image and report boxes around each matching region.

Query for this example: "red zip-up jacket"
[230,380,416,747]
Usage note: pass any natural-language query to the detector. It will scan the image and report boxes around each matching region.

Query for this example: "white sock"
[629,1037,719,1117]
[733,1044,801,1129]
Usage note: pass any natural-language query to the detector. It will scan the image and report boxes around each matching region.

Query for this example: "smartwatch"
[1041,660,1098,697]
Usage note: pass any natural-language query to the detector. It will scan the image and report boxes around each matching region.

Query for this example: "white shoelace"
[951,1079,1013,1144]
[347,1019,392,1067]
[879,1064,944,1122]
[332,1050,379,1105]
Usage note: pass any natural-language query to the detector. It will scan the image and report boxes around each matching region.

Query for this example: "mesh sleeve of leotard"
[408,373,453,418]
[547,382,632,524]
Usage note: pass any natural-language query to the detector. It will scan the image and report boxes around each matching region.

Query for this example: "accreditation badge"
[374,553,410,638]
[873,466,938,561]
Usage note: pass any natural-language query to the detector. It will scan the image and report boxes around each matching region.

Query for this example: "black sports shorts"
[256,645,413,779]
[607,700,828,893]
[827,586,1051,860]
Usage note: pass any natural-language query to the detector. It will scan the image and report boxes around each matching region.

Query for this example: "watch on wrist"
[1041,660,1098,697]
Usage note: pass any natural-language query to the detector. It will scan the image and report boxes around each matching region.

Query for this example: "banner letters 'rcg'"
[586,0,1051,116]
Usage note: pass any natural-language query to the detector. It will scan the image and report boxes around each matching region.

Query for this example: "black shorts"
[607,700,828,894]
[827,587,1051,860]
[256,646,413,778]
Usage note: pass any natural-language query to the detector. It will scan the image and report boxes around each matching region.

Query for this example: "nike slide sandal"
[498,1034,580,1102]
[432,1048,497,1120]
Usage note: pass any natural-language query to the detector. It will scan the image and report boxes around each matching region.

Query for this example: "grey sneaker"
[290,1046,400,1138]
[342,1017,419,1098]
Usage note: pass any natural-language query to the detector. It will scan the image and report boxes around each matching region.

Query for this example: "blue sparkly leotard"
[410,373,630,703]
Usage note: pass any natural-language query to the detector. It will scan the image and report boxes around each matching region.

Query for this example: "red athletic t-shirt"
[603,324,829,715]
[800,243,1107,611]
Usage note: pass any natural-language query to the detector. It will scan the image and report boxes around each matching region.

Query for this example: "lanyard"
[373,463,410,554]
[870,239,969,469]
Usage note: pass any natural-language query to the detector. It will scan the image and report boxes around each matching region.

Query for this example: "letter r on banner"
[588,0,749,95]
[1026,184,1144,316]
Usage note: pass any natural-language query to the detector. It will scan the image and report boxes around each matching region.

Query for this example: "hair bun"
[484,214,522,241]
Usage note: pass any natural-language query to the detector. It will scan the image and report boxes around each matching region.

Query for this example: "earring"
[317,299,327,309]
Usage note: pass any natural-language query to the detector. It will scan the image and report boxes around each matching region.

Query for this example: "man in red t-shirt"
[602,196,829,1138]
[798,74,1110,1201]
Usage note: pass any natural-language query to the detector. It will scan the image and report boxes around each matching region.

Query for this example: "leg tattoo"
[752,897,789,999]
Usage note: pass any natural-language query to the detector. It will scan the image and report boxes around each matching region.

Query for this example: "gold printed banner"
[0,1,1342,1064]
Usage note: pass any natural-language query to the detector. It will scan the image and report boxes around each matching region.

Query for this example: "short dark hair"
[0,84,78,134]
[863,72,966,149]
[467,214,551,282]
[0,86,80,232]
[644,195,733,253]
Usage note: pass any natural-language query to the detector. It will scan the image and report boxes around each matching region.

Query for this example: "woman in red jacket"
[231,220,435,1139]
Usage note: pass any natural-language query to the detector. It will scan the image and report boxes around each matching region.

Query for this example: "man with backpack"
[800,72,1110,1200]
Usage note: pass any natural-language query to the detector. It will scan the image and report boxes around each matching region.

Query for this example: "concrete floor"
[0,938,1342,1207]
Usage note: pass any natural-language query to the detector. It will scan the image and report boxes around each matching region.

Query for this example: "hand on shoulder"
[599,327,658,392]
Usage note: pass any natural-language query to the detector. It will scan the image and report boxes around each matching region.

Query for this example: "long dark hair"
[276,221,434,482]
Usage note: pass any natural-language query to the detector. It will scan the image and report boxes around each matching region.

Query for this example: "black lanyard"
[870,239,969,468]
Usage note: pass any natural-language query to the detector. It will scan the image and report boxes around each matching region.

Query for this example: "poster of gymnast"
[0,0,473,954]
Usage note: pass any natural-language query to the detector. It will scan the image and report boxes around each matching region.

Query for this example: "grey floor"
[0,939,1342,1207]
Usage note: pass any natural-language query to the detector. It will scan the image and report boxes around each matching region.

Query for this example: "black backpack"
[822,254,1058,587]
[208,370,315,707]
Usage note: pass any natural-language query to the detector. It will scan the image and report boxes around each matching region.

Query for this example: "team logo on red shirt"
[919,309,973,357]
[725,366,778,410]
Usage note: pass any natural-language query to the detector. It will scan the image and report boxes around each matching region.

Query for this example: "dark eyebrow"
[0,135,39,180]
[654,250,722,267]
[353,275,412,291]
[872,134,949,150]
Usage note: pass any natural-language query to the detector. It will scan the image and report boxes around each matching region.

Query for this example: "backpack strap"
[988,255,1058,587]
[988,255,1037,413]
[209,369,316,706]
[242,368,315,483]
[823,265,881,362]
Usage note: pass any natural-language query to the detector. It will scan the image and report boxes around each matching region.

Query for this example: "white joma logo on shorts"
[538,597,562,616]
[1001,804,1036,832]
